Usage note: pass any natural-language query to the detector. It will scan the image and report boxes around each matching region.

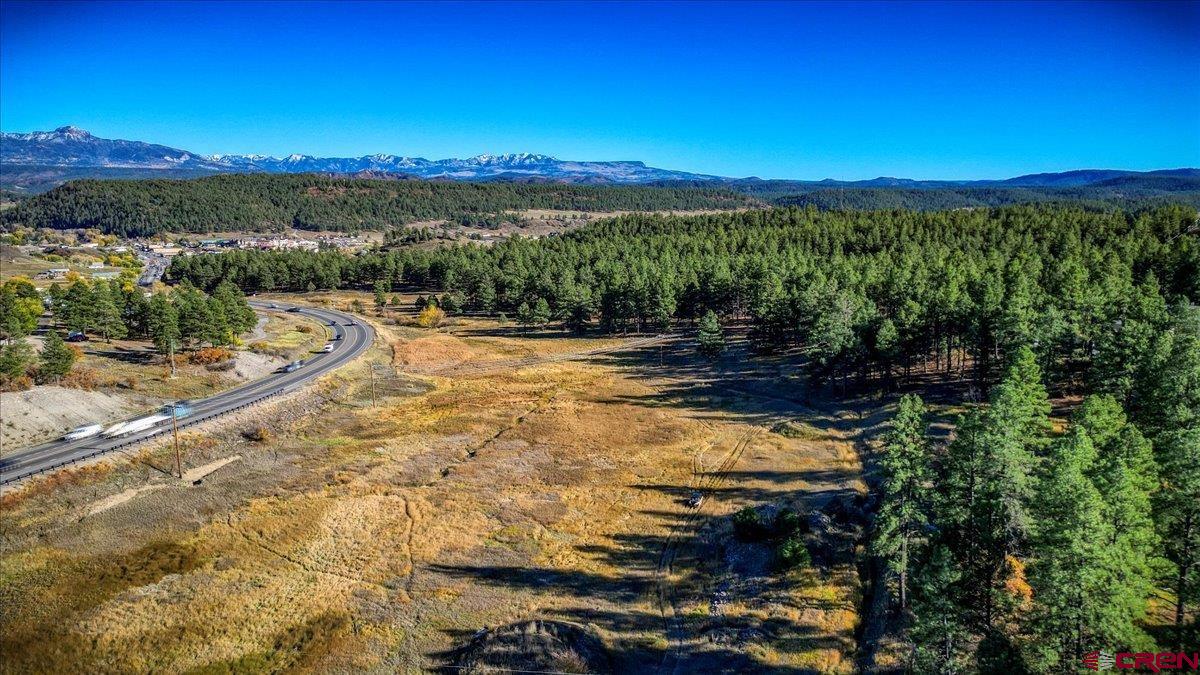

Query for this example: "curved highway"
[0,301,373,486]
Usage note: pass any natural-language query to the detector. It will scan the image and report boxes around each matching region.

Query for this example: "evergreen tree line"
[655,175,1200,210]
[167,204,1198,393]
[874,312,1198,670]
[0,173,756,237]
[0,276,256,385]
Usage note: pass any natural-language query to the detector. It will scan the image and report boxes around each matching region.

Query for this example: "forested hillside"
[169,204,1198,387]
[771,184,1200,211]
[658,176,1200,209]
[0,174,757,236]
[165,203,1200,666]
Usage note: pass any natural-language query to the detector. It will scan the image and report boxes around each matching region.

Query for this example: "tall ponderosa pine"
[697,309,725,357]
[1026,428,1112,670]
[532,297,552,328]
[939,345,1049,630]
[62,280,94,334]
[373,279,389,309]
[1072,395,1159,645]
[873,393,932,610]
[92,283,127,342]
[1138,303,1200,649]
[212,281,256,334]
[909,544,971,674]
[38,330,76,382]
[148,294,181,376]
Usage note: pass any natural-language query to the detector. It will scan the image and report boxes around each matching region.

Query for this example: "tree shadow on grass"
[427,488,863,674]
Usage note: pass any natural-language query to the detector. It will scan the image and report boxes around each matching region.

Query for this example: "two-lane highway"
[0,301,374,486]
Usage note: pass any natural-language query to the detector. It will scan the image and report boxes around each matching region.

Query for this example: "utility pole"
[172,409,182,479]
[370,366,377,408]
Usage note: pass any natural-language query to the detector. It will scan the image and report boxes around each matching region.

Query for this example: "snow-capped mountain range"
[0,127,720,183]
[3,127,1197,194]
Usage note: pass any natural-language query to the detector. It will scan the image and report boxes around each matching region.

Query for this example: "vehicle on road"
[286,307,301,313]
[62,423,103,441]
[320,344,334,353]
[332,333,342,341]
[282,360,306,373]
[102,414,168,438]
[161,401,194,420]
[345,320,356,326]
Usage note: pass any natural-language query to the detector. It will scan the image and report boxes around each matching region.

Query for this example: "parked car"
[65,331,88,342]
[63,423,103,441]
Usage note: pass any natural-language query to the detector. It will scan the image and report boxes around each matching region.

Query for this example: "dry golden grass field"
[0,294,880,673]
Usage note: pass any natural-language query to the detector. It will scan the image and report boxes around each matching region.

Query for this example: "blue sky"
[1,1,1197,179]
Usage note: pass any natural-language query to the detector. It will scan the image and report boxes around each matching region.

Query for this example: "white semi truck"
[103,413,169,438]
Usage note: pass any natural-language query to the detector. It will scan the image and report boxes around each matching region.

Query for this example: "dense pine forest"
[6,172,1199,238]
[168,204,1200,668]
[168,204,1198,389]
[0,174,757,236]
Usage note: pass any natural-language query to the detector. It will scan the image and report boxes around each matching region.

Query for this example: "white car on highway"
[320,343,334,353]
[63,423,103,441]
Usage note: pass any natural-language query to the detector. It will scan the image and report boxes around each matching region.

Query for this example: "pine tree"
[1135,303,1200,648]
[697,309,725,357]
[0,338,33,380]
[1155,427,1200,649]
[1026,428,1118,670]
[516,301,535,331]
[373,279,388,309]
[92,284,127,342]
[532,297,552,328]
[939,348,1048,630]
[38,330,76,382]
[46,283,67,328]
[148,294,181,376]
[1070,396,1158,650]
[213,281,256,334]
[873,394,932,609]
[62,280,94,334]
[910,544,971,674]
[173,281,213,348]
[874,317,900,386]
[206,296,232,346]
[474,277,497,312]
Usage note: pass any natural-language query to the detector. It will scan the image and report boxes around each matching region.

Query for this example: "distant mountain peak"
[54,125,93,138]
